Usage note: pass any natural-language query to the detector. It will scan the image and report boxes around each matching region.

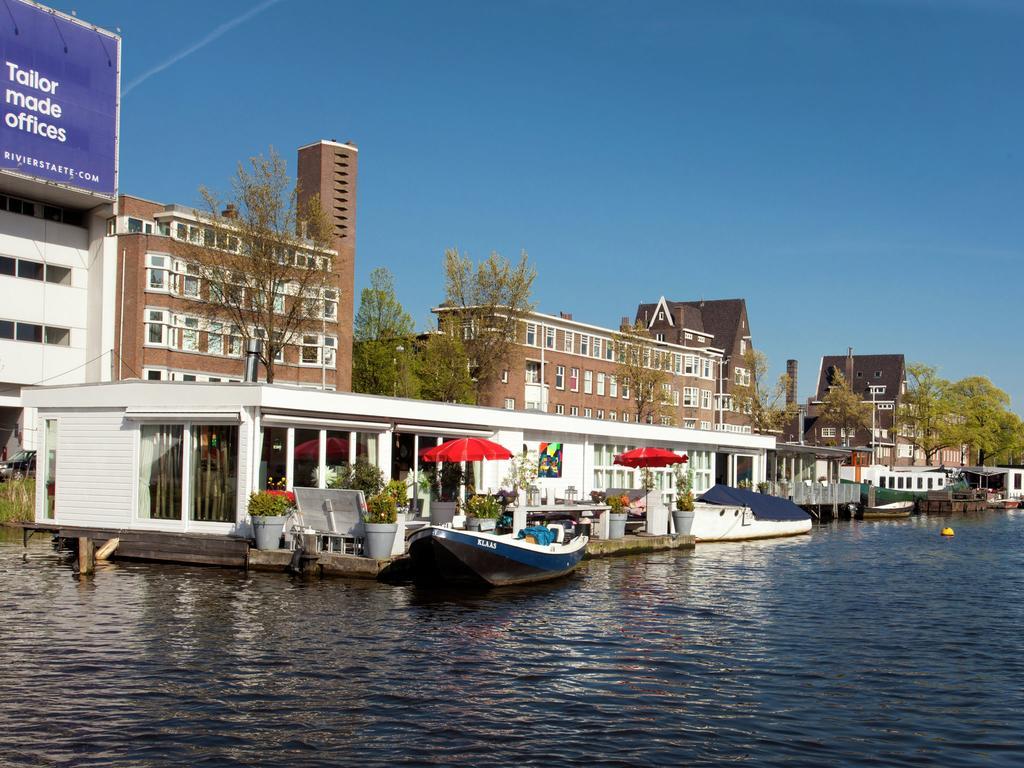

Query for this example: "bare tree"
[612,321,674,425]
[179,149,335,383]
[440,249,536,401]
[732,349,797,434]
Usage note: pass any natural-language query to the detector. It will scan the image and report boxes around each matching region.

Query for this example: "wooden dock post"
[78,537,94,575]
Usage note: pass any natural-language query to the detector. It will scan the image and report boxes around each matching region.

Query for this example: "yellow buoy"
[941,527,955,537]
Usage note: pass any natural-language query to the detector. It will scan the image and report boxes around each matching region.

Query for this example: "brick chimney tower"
[786,359,798,406]
[296,139,358,391]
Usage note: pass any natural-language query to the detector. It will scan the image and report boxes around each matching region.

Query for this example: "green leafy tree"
[948,376,1013,465]
[415,329,474,404]
[818,370,872,447]
[440,248,536,401]
[352,267,416,396]
[732,349,797,434]
[612,321,674,425]
[897,362,956,465]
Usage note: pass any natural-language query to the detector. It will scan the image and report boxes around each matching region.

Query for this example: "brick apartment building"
[450,295,755,434]
[110,140,357,389]
[638,297,755,434]
[783,351,964,467]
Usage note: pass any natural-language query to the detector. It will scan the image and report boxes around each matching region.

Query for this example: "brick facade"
[459,309,734,431]
[112,141,356,387]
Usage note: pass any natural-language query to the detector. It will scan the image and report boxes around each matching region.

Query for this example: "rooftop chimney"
[786,359,798,406]
[222,203,238,219]
[559,311,573,320]
[846,347,854,383]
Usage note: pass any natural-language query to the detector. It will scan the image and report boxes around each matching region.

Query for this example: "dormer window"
[874,371,882,378]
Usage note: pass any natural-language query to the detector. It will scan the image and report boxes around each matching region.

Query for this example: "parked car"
[0,450,36,480]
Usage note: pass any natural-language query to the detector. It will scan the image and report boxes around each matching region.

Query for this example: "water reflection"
[2,518,1024,767]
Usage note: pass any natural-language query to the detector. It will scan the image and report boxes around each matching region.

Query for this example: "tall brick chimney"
[296,139,358,392]
[786,359,798,406]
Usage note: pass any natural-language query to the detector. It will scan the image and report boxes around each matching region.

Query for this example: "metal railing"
[766,481,861,506]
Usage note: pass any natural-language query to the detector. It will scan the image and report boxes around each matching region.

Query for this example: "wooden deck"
[22,524,252,569]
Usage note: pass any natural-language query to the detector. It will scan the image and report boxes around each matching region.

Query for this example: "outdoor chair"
[291,488,367,555]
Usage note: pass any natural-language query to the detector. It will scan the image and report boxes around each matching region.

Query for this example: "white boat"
[863,501,914,519]
[676,485,812,542]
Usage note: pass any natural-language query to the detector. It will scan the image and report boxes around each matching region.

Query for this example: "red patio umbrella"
[293,436,349,461]
[613,447,688,468]
[428,437,513,463]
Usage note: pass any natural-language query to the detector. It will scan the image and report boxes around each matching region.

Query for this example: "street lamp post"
[393,344,404,397]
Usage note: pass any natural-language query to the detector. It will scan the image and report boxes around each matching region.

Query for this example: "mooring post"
[78,537,94,575]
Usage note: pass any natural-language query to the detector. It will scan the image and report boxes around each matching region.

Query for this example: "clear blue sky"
[78,0,1023,407]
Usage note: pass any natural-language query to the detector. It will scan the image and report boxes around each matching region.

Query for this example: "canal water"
[2,512,1023,767]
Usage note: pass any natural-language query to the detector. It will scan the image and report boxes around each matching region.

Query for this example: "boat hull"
[688,504,811,542]
[863,502,914,519]
[408,526,588,587]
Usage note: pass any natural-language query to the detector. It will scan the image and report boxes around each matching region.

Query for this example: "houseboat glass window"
[139,425,184,520]
[293,428,319,488]
[326,429,350,485]
[928,478,933,489]
[260,427,288,489]
[1016,475,1022,491]
[356,432,378,465]
[43,419,57,519]
[735,455,754,487]
[190,425,238,523]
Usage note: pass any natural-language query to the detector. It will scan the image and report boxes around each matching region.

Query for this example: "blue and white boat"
[407,524,588,587]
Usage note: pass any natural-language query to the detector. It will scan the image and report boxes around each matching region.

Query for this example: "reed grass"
[0,479,35,524]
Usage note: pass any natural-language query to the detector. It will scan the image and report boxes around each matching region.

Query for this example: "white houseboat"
[24,381,774,544]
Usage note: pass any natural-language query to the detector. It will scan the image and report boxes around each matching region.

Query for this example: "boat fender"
[941,527,955,537]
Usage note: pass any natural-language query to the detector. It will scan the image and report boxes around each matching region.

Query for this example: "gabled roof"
[635,298,751,349]
[814,353,905,401]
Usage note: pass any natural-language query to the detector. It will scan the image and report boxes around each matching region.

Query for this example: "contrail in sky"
[124,0,285,95]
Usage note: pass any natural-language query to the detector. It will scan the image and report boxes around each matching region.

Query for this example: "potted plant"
[465,494,501,532]
[606,493,630,539]
[249,488,294,550]
[363,491,398,559]
[502,449,538,505]
[672,464,696,537]
[425,462,463,526]
[328,457,385,497]
[383,479,409,520]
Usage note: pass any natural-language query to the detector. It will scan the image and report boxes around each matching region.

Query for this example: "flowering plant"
[365,492,397,524]
[466,494,502,519]
[606,494,630,514]
[248,491,293,517]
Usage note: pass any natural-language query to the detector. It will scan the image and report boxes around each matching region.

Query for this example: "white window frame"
[145,308,171,347]
[583,370,593,394]
[146,253,171,293]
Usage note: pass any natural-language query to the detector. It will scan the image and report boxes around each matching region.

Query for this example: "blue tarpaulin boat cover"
[517,526,557,546]
[698,485,810,522]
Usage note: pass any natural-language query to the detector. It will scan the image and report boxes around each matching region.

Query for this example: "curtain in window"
[191,425,238,523]
[139,425,183,520]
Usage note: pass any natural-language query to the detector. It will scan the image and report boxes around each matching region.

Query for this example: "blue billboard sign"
[0,1,119,199]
